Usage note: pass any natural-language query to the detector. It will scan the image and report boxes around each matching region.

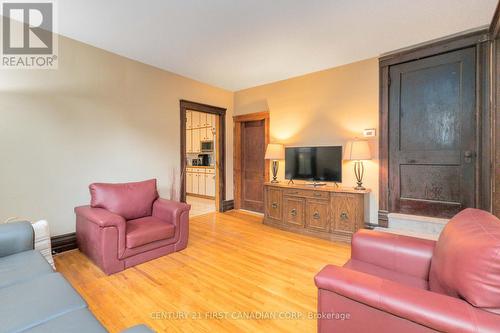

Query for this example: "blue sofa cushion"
[0,250,53,289]
[0,273,87,333]
[0,222,34,258]
[22,308,107,333]
[121,325,155,333]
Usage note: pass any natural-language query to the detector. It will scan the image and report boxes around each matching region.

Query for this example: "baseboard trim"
[377,210,389,228]
[222,199,234,212]
[51,232,77,254]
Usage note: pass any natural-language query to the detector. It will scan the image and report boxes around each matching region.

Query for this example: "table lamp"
[344,140,372,190]
[265,143,285,183]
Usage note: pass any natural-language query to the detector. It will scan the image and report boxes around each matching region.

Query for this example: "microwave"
[201,140,214,152]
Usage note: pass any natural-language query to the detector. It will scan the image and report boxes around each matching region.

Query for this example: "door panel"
[389,47,476,217]
[242,120,266,212]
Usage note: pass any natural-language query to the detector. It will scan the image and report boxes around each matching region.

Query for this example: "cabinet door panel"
[186,111,192,129]
[206,173,216,197]
[186,173,193,193]
[186,131,192,153]
[192,129,200,153]
[206,127,214,141]
[192,112,200,128]
[192,173,199,194]
[284,196,305,227]
[331,194,363,235]
[305,199,330,232]
[200,113,207,127]
[265,188,282,221]
[198,172,206,195]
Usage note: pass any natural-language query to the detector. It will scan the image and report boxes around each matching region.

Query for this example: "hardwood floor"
[55,210,351,333]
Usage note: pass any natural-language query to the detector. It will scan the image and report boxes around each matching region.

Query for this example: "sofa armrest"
[152,198,190,226]
[0,221,34,257]
[74,206,126,228]
[351,230,435,280]
[315,265,500,333]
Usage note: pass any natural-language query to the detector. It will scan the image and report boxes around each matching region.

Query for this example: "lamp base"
[271,160,279,184]
[353,161,366,191]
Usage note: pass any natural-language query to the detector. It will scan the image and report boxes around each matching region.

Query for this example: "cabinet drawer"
[206,168,216,174]
[331,193,364,235]
[284,189,329,200]
[305,199,330,232]
[284,196,305,227]
[265,188,282,221]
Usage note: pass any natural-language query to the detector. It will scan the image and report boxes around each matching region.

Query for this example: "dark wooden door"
[241,120,266,212]
[389,47,476,218]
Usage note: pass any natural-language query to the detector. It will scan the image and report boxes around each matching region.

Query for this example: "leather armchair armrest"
[351,229,435,279]
[315,265,500,333]
[152,199,190,226]
[0,221,34,257]
[74,206,126,228]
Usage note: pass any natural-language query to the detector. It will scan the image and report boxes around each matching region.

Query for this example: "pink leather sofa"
[75,179,190,275]
[315,208,500,333]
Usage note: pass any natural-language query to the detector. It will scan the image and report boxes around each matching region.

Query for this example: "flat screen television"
[285,146,342,183]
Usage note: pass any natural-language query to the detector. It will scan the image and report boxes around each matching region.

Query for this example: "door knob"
[464,150,474,163]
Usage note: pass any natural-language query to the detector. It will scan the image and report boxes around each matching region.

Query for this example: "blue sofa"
[0,221,154,333]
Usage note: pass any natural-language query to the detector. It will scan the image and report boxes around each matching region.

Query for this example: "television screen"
[285,146,342,182]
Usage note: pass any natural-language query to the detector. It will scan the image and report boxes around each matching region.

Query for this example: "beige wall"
[0,35,234,235]
[234,58,379,224]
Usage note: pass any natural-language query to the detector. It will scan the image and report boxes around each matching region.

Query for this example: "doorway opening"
[180,100,226,216]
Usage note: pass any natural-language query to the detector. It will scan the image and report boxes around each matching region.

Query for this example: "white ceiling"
[57,0,497,91]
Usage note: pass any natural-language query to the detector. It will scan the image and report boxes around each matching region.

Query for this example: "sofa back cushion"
[90,179,158,220]
[429,208,500,314]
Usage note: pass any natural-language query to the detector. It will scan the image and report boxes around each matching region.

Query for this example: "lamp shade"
[265,143,285,160]
[344,140,371,161]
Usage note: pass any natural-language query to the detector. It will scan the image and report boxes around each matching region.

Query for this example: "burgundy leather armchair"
[75,179,190,275]
[315,208,500,333]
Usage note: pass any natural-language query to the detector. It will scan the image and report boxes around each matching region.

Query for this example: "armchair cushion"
[429,208,500,313]
[90,179,158,220]
[351,229,435,280]
[343,259,428,290]
[126,216,175,249]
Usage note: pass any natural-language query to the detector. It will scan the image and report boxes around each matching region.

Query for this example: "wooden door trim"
[379,30,492,225]
[490,1,500,39]
[489,4,500,218]
[180,100,226,212]
[379,28,489,67]
[233,111,270,210]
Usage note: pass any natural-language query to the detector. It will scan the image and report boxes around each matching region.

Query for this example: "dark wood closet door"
[389,47,476,218]
[241,120,266,212]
